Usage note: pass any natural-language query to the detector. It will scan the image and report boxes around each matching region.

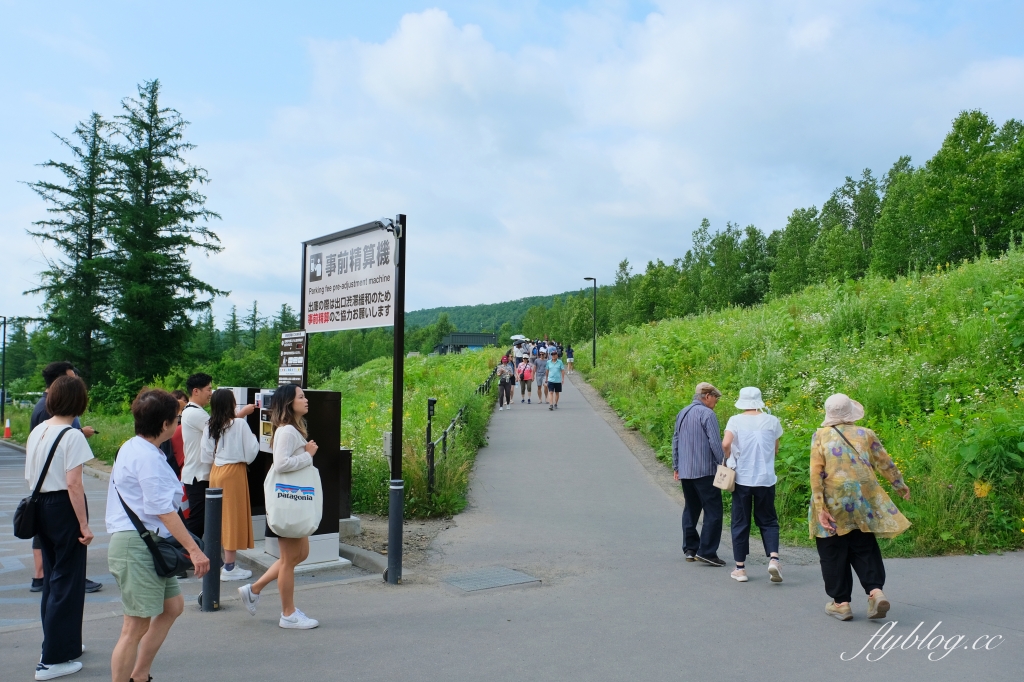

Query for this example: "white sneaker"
[498,406,503,411]
[221,566,253,581]
[35,661,82,680]
[279,608,319,629]
[238,583,260,616]
[768,559,783,583]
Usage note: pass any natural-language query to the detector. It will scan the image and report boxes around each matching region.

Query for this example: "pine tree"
[273,303,299,331]
[225,306,242,349]
[243,300,262,348]
[104,80,223,381]
[25,113,113,383]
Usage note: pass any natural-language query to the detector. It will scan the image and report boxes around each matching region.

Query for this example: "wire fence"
[425,349,507,494]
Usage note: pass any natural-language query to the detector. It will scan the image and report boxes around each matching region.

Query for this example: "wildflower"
[973,480,992,498]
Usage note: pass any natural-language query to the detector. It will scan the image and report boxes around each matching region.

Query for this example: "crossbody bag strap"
[832,425,861,456]
[29,426,72,502]
[114,487,161,549]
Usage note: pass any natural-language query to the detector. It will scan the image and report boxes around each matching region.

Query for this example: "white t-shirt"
[106,436,183,537]
[24,423,93,493]
[272,424,313,473]
[180,402,211,484]
[724,412,784,487]
[201,418,259,467]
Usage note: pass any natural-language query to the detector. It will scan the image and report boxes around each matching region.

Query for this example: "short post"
[427,441,435,495]
[201,487,223,611]
[387,479,404,583]
[442,429,447,456]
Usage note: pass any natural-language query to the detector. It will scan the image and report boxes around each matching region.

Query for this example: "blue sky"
[2,1,1023,323]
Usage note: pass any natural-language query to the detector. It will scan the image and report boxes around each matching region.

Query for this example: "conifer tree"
[104,80,223,381]
[25,113,113,383]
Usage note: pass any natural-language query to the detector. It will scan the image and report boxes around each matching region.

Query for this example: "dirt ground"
[347,514,454,566]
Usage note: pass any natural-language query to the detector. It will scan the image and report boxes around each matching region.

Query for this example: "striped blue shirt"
[672,399,725,479]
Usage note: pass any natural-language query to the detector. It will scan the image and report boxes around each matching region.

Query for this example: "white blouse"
[271,424,313,473]
[200,419,260,467]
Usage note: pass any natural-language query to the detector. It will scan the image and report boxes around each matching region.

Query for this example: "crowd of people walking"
[672,381,911,621]
[496,339,569,412]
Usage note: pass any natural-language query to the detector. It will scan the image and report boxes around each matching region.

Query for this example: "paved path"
[1,380,1021,680]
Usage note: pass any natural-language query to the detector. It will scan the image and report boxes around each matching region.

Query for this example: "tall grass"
[319,351,499,517]
[578,251,1024,557]
[4,404,137,463]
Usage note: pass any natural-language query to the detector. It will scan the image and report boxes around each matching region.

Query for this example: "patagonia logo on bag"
[275,483,315,501]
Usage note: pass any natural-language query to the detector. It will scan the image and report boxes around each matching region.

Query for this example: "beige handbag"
[713,464,736,492]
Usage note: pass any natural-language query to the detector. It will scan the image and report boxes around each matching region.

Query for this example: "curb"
[0,439,26,452]
[338,542,388,573]
[83,460,112,481]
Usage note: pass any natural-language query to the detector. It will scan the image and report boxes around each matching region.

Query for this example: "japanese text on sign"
[305,230,396,332]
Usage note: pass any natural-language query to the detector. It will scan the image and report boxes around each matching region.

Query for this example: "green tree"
[243,300,263,348]
[225,306,242,349]
[25,113,113,383]
[871,156,923,277]
[736,224,772,306]
[274,303,299,331]
[770,207,819,296]
[104,80,223,381]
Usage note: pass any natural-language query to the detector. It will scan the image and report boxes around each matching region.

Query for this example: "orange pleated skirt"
[209,462,254,551]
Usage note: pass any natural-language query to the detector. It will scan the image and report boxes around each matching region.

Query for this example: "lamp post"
[583,278,596,368]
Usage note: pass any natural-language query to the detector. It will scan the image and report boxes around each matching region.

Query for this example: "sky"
[2,0,1023,324]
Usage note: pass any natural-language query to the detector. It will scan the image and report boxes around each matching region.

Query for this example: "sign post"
[301,214,406,583]
[278,331,307,386]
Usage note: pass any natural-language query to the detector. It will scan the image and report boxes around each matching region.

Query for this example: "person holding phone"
[238,384,320,629]
[810,394,911,621]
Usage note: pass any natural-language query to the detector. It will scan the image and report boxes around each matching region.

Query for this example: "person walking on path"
[239,384,320,629]
[546,349,566,411]
[517,356,534,403]
[24,376,95,681]
[672,382,726,567]
[496,356,515,411]
[722,387,783,583]
[533,349,549,404]
[201,389,259,582]
[565,346,574,374]
[106,389,211,682]
[811,394,911,621]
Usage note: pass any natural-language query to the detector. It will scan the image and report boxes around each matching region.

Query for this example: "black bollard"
[201,487,223,611]
[386,479,403,584]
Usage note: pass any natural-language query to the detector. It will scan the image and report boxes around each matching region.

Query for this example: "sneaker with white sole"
[768,559,783,583]
[730,569,748,582]
[279,608,319,629]
[238,583,260,616]
[35,661,83,680]
[221,566,253,581]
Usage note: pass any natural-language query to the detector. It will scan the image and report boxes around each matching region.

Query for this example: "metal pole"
[1,316,7,429]
[592,279,597,368]
[201,487,223,611]
[387,213,407,585]
[427,441,435,495]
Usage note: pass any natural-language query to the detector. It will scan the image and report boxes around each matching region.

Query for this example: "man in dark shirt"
[29,362,102,594]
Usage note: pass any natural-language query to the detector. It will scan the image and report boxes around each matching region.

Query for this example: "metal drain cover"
[443,566,540,592]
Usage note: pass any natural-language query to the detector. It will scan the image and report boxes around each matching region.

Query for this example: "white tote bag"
[264,464,323,538]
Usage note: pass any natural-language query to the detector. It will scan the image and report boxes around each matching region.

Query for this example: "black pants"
[184,478,208,538]
[499,381,513,407]
[815,529,885,603]
[680,475,723,558]
[730,484,780,563]
[36,491,87,665]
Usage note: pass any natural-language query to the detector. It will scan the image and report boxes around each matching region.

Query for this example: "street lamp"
[583,278,596,368]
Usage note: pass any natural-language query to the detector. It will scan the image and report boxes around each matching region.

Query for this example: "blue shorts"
[547,381,562,393]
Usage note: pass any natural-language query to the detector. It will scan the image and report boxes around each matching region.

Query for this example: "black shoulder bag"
[115,487,204,578]
[13,427,72,539]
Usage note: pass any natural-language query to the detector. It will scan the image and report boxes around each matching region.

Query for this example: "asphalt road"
[1,379,1020,681]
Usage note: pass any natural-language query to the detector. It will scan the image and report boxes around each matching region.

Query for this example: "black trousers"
[36,491,87,665]
[730,484,780,563]
[499,381,513,407]
[680,475,723,557]
[815,529,885,603]
[184,478,208,538]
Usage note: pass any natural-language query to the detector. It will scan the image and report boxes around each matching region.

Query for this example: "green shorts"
[108,531,182,617]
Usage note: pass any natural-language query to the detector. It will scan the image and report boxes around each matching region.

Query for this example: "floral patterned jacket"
[809,424,911,539]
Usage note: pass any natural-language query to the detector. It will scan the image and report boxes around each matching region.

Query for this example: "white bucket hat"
[734,386,765,410]
[821,393,865,427]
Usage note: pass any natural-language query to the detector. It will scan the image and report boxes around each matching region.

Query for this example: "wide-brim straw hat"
[735,386,765,410]
[821,393,865,427]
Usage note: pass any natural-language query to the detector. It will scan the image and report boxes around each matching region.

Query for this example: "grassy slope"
[578,251,1024,557]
